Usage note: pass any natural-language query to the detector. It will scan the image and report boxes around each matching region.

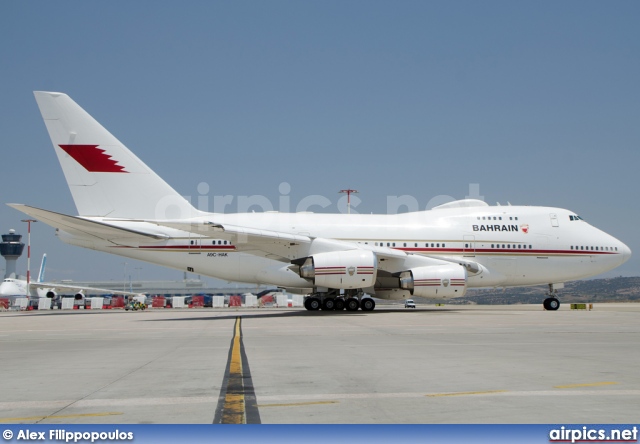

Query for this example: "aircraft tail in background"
[37,253,46,283]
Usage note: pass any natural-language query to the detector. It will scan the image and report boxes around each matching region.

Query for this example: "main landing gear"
[543,284,560,311]
[304,290,376,312]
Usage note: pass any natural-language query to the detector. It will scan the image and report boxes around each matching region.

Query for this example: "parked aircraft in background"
[0,253,143,303]
[8,92,631,311]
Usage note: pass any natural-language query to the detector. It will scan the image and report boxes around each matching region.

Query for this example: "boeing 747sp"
[8,92,631,311]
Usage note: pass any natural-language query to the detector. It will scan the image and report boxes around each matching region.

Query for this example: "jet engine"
[399,264,467,298]
[295,250,377,289]
[45,290,56,298]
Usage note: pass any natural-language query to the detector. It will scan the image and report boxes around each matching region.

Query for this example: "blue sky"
[0,1,638,284]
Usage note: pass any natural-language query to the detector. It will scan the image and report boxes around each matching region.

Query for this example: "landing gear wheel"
[306,297,321,311]
[334,299,345,311]
[322,298,336,311]
[361,298,375,311]
[345,298,360,311]
[543,297,560,311]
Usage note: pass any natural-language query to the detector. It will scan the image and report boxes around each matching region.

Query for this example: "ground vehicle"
[404,299,416,308]
[125,300,147,311]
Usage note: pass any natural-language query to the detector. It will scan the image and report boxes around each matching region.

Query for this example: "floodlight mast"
[21,219,37,294]
[339,189,358,214]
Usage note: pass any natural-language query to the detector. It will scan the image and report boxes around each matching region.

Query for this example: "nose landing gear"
[543,284,561,311]
[543,297,560,311]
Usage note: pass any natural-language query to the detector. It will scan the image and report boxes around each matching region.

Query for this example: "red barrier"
[111,296,125,308]
[0,298,9,309]
[229,295,242,307]
[152,296,165,308]
[260,295,274,306]
[191,295,204,308]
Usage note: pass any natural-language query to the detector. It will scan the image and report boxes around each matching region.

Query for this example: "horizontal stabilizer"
[7,204,168,244]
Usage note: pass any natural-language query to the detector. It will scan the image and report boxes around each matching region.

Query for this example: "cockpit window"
[569,215,584,221]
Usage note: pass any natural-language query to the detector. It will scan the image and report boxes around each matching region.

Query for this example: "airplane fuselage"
[59,204,630,296]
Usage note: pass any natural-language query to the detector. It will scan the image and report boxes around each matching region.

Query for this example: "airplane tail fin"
[33,92,198,219]
[37,254,46,283]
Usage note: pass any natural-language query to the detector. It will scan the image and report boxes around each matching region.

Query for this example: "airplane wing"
[30,281,143,297]
[148,220,446,270]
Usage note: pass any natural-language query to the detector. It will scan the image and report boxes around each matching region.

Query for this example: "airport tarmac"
[0,303,639,424]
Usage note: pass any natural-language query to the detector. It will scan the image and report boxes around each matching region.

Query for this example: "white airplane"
[8,91,631,312]
[0,253,144,303]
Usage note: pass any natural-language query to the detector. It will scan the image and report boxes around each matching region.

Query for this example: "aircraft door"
[188,235,201,254]
[463,235,475,257]
[549,213,559,227]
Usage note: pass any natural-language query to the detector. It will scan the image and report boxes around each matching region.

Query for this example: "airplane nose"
[620,243,632,264]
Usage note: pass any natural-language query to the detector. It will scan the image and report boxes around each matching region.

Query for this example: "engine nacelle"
[297,250,377,289]
[74,293,84,300]
[45,290,57,299]
[399,264,467,298]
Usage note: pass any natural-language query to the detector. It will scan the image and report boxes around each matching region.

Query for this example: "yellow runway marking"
[554,382,618,389]
[221,317,245,424]
[0,412,122,423]
[426,390,508,397]
[257,401,339,408]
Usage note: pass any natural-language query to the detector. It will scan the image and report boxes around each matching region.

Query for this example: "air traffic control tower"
[1,229,24,279]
